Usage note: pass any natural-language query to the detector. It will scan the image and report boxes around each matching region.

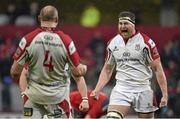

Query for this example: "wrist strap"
[82,97,88,100]
[82,99,88,103]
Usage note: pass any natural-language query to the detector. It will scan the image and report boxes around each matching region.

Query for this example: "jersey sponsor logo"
[69,41,76,55]
[44,35,53,40]
[19,38,27,50]
[123,52,130,57]
[117,58,139,62]
[148,39,155,48]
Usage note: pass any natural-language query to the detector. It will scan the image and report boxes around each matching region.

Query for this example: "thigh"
[108,89,133,117]
[108,105,130,117]
[109,90,132,107]
[133,90,158,113]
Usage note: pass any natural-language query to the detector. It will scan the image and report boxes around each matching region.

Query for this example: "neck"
[41,21,57,28]
[41,27,55,31]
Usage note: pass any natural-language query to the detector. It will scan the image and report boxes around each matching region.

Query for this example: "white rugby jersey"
[106,32,160,92]
[13,28,79,104]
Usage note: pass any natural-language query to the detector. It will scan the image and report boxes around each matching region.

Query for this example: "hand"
[79,100,89,112]
[72,64,87,77]
[159,96,168,108]
[90,90,99,100]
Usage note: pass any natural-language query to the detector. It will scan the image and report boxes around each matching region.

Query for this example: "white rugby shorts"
[109,89,159,113]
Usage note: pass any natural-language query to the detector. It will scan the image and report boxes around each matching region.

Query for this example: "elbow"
[10,69,20,80]
[72,64,87,77]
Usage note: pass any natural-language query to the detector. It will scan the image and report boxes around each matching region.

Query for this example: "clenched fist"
[79,99,89,112]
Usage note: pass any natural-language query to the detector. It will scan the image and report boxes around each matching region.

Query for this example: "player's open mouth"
[121,29,128,33]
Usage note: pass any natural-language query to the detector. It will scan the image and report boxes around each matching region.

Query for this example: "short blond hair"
[39,5,58,21]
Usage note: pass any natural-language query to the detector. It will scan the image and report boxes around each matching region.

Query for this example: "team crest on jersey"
[135,44,140,51]
[69,41,76,55]
[148,39,155,48]
[15,47,21,57]
[142,47,149,61]
[19,38,27,50]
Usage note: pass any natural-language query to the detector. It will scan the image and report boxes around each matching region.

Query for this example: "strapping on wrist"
[82,97,88,100]
[82,99,88,103]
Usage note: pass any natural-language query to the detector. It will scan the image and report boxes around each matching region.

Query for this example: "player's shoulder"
[55,30,72,41]
[20,28,43,47]
[139,32,156,48]
[107,34,123,49]
[25,28,43,41]
[139,32,151,41]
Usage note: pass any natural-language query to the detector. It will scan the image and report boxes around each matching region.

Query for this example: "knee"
[106,111,123,119]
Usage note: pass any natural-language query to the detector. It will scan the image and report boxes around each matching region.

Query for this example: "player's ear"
[38,16,41,23]
[54,17,58,23]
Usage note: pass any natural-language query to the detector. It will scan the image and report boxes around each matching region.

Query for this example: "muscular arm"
[93,62,114,97]
[71,63,87,77]
[10,61,24,81]
[73,76,88,98]
[150,58,168,107]
[73,75,89,112]
[19,68,28,92]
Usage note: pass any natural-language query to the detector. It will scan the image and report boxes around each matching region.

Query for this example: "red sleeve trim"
[105,38,113,61]
[13,28,42,61]
[25,28,43,46]
[141,33,160,60]
[13,47,24,61]
[56,31,80,66]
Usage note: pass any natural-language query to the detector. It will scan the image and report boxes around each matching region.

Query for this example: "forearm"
[10,61,23,80]
[155,70,168,98]
[95,64,113,92]
[151,58,168,98]
[72,63,87,77]
[19,68,28,92]
[75,76,88,98]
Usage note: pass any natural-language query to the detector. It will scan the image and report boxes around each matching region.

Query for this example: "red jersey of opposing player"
[70,90,109,118]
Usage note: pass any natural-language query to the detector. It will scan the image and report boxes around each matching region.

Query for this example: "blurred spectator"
[159,34,180,118]
[29,1,39,18]
[160,0,178,27]
[1,76,12,112]
[6,2,17,24]
[89,31,106,73]
[80,3,101,28]
[81,48,96,88]
[0,35,5,45]
[11,32,22,47]
[29,1,40,23]
[0,38,15,112]
[81,48,96,70]
[168,80,180,117]
[16,0,29,16]
[171,35,180,62]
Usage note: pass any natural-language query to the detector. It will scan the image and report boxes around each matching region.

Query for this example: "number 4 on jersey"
[43,51,54,71]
